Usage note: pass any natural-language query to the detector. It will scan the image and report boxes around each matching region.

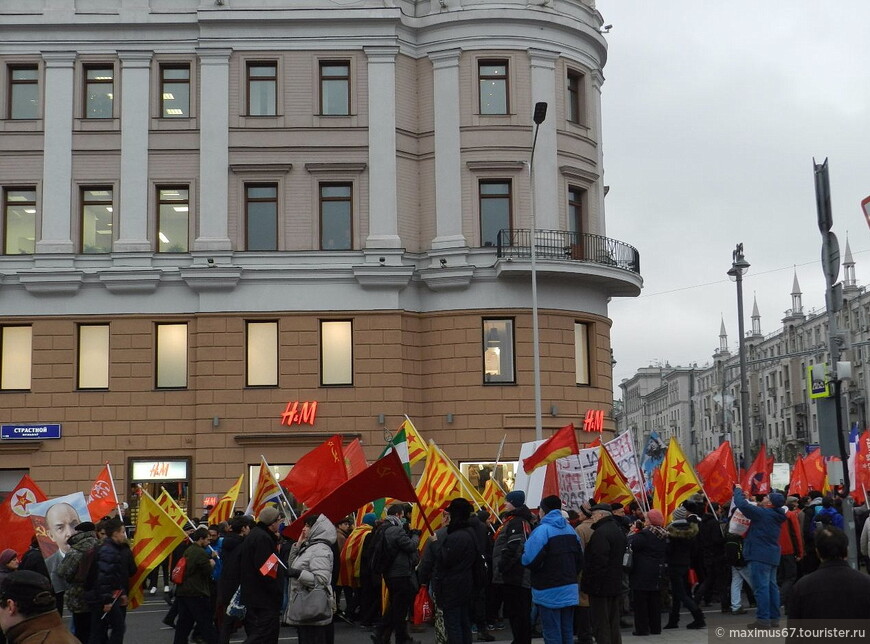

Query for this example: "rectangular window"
[157,187,189,253]
[81,187,113,254]
[321,320,352,386]
[3,188,37,255]
[478,61,508,115]
[161,65,190,118]
[483,319,515,384]
[568,186,584,234]
[247,321,278,387]
[245,184,278,251]
[84,66,114,119]
[78,325,109,389]
[1,326,31,390]
[247,62,277,116]
[9,66,38,119]
[479,181,511,247]
[156,323,187,388]
[575,322,590,385]
[320,61,350,116]
[320,183,352,250]
[567,70,584,124]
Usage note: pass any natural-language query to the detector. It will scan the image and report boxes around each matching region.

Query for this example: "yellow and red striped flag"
[400,417,427,465]
[653,437,701,521]
[594,444,634,507]
[246,457,283,517]
[338,523,372,587]
[129,492,188,609]
[481,479,505,522]
[411,443,462,549]
[210,474,244,525]
[156,489,191,528]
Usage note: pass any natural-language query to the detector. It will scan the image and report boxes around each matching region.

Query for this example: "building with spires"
[618,238,870,466]
[0,0,642,513]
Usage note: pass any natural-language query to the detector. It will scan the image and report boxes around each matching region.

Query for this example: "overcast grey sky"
[598,0,870,397]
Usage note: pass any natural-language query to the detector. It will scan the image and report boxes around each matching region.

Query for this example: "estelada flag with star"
[128,491,188,609]
[696,441,738,505]
[654,437,702,521]
[280,434,348,508]
[593,444,634,507]
[0,475,47,555]
[210,474,245,525]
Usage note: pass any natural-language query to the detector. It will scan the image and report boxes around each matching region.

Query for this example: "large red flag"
[283,449,419,540]
[789,455,808,498]
[741,444,771,495]
[87,464,119,520]
[542,462,560,499]
[696,442,737,504]
[343,438,368,478]
[804,448,827,491]
[522,424,579,474]
[856,430,870,498]
[0,475,47,555]
[280,435,348,508]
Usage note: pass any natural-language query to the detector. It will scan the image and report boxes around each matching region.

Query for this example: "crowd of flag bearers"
[1,420,870,644]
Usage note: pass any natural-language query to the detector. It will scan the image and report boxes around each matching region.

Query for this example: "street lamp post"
[530,101,547,441]
[727,243,751,464]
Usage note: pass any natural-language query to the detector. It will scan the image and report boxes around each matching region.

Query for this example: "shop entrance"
[128,457,192,526]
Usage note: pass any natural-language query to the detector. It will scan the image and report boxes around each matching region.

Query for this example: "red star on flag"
[144,513,162,530]
[13,490,33,513]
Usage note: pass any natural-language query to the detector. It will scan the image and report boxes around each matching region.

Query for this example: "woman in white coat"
[284,514,336,644]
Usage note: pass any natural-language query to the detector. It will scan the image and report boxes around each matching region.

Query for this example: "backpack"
[73,546,98,585]
[723,532,745,568]
[369,524,398,577]
[170,556,187,585]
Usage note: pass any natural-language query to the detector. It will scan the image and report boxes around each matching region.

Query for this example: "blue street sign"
[1,424,62,440]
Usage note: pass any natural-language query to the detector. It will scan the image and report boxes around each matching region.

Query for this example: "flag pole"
[261,455,298,521]
[432,442,500,520]
[106,462,124,521]
[624,430,650,513]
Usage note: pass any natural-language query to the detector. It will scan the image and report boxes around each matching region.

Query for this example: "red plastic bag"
[412,585,433,625]
[170,557,187,585]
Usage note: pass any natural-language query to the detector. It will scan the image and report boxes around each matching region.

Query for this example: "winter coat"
[492,506,533,587]
[56,529,100,613]
[4,610,80,644]
[787,559,870,623]
[18,546,49,581]
[382,516,419,579]
[92,537,135,607]
[216,531,244,606]
[433,519,478,609]
[523,509,583,608]
[697,513,726,561]
[778,509,804,558]
[416,525,447,589]
[580,514,624,598]
[627,526,668,592]
[240,521,283,611]
[285,514,336,627]
[733,489,785,566]
[665,520,698,568]
[176,542,213,598]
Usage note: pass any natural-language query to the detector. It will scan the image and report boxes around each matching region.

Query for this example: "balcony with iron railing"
[494,229,642,296]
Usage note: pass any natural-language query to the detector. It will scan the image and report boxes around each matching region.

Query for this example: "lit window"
[575,322,590,385]
[9,66,39,119]
[479,61,508,115]
[245,184,278,251]
[81,187,113,254]
[78,325,109,389]
[1,326,32,390]
[479,181,511,247]
[247,321,278,387]
[157,187,189,252]
[321,320,352,386]
[156,323,187,388]
[320,184,352,250]
[247,62,277,116]
[567,70,584,124]
[161,65,190,118]
[3,188,37,255]
[483,319,515,384]
[320,62,350,116]
[84,66,114,119]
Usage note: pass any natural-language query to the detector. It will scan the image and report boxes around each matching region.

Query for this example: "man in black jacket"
[492,490,534,644]
[217,516,251,644]
[372,504,419,644]
[240,506,284,644]
[434,498,480,644]
[90,518,136,644]
[581,504,627,644]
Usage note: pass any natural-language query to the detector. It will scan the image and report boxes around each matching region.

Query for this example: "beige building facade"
[0,0,641,515]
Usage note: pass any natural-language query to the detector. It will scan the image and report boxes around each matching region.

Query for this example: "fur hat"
[257,506,280,526]
[646,509,665,527]
[505,490,525,507]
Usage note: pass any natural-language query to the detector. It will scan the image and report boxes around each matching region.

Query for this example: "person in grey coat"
[284,514,337,644]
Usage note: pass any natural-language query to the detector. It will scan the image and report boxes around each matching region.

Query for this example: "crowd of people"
[2,484,870,644]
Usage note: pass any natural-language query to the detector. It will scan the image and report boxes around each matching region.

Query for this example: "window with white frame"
[78,324,109,389]
[321,320,352,386]
[156,323,187,388]
[1,326,32,390]
[247,321,278,387]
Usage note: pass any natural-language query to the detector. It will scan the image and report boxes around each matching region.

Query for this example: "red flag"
[87,464,119,520]
[804,448,827,491]
[542,462,560,499]
[789,455,808,498]
[696,442,738,504]
[259,552,281,578]
[522,424,579,474]
[0,475,47,555]
[343,438,368,479]
[283,449,419,540]
[280,435,348,508]
[741,444,771,495]
[856,430,870,499]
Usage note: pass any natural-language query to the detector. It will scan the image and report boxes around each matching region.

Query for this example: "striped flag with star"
[481,479,506,522]
[129,491,188,609]
[245,457,283,517]
[653,437,702,521]
[410,442,461,549]
[338,523,373,587]
[210,474,245,525]
[156,488,191,528]
[593,444,635,507]
[400,417,427,465]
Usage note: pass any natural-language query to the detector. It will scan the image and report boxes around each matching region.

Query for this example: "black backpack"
[723,532,745,568]
[369,523,398,577]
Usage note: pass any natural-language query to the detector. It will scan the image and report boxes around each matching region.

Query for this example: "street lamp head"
[533,102,548,125]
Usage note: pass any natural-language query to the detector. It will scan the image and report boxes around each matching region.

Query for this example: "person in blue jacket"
[732,484,786,628]
[521,495,583,644]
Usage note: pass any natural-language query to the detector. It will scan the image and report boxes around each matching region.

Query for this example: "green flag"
[373,428,412,516]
